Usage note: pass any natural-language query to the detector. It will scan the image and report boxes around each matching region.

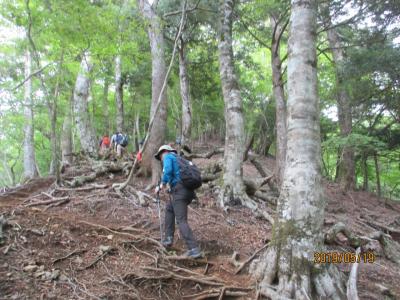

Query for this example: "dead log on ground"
[371,231,400,265]
[65,161,130,188]
[325,222,361,248]
[249,155,278,193]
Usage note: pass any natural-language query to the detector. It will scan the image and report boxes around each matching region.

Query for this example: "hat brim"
[154,149,177,160]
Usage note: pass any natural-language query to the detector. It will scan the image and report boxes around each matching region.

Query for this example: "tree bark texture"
[23,48,39,180]
[179,40,192,146]
[138,0,168,184]
[252,1,345,298]
[325,7,355,191]
[61,93,73,165]
[270,14,287,189]
[374,152,381,197]
[103,76,110,134]
[362,152,368,191]
[217,0,247,206]
[73,54,98,156]
[115,55,124,133]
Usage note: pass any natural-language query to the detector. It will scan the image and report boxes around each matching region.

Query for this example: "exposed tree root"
[182,288,248,299]
[251,244,346,299]
[78,247,116,271]
[219,184,274,224]
[346,247,361,300]
[52,249,87,265]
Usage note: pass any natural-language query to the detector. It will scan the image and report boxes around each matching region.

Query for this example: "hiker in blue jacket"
[154,145,201,258]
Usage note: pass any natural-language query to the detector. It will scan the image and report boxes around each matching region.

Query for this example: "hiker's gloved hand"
[154,183,164,194]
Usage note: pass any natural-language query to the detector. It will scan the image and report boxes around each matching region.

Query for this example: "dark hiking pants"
[164,183,198,250]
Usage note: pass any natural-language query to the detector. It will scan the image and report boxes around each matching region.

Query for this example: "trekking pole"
[156,183,163,243]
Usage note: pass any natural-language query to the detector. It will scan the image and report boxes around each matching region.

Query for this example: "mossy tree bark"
[252,1,345,298]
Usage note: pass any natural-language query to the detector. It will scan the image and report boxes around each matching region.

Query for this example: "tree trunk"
[270,13,287,189]
[138,0,168,184]
[61,93,73,165]
[325,6,355,191]
[73,54,98,156]
[179,39,192,146]
[103,76,110,134]
[115,55,124,133]
[48,53,63,179]
[217,0,247,206]
[362,152,368,191]
[23,48,39,181]
[252,1,345,298]
[374,151,381,197]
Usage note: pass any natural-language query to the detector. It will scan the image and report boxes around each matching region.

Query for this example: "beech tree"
[322,3,356,191]
[22,47,38,180]
[252,0,345,298]
[73,54,98,156]
[138,0,168,184]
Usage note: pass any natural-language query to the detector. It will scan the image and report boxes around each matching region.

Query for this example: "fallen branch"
[44,198,70,210]
[25,196,70,207]
[249,156,278,192]
[52,249,87,264]
[235,243,269,274]
[182,288,249,299]
[325,222,361,248]
[346,247,361,300]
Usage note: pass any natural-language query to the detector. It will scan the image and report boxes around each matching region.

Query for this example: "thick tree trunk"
[73,54,98,156]
[138,0,168,184]
[103,77,110,134]
[270,13,287,189]
[23,48,39,180]
[179,39,192,146]
[61,94,73,165]
[115,55,124,133]
[374,152,381,197]
[217,0,247,206]
[325,8,355,191]
[252,1,345,298]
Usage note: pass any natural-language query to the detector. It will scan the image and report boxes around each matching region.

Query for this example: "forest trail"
[0,147,399,300]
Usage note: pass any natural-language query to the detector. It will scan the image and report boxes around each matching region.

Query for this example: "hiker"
[154,145,202,258]
[99,135,111,156]
[111,132,128,158]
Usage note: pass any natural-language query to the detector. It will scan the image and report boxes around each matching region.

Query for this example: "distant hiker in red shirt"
[99,135,111,156]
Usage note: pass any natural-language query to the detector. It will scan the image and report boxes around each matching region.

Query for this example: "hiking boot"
[184,247,202,259]
[162,236,173,247]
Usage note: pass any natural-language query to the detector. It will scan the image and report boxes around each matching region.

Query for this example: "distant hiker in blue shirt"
[154,145,201,258]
